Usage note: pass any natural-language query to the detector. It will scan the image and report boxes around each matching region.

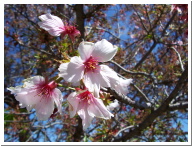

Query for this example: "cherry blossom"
[7,76,62,120]
[112,78,133,95]
[38,13,65,36]
[62,25,80,42]
[58,39,118,97]
[107,99,119,111]
[38,13,80,41]
[67,89,113,130]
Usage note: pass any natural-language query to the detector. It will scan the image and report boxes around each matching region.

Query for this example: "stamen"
[83,56,98,73]
[35,81,57,102]
[78,90,94,104]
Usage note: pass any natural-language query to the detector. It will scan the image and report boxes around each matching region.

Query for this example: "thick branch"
[73,117,83,142]
[112,67,187,141]
[75,4,85,40]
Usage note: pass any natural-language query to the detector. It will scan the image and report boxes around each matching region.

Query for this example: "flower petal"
[91,39,117,62]
[107,99,119,111]
[83,68,110,97]
[99,65,119,86]
[58,56,84,83]
[78,41,94,61]
[31,76,45,85]
[35,98,54,120]
[77,102,94,130]
[52,88,63,114]
[58,62,69,78]
[38,13,64,36]
[88,97,114,119]
[115,78,133,95]
[67,92,79,118]
[39,14,63,24]
[15,88,41,111]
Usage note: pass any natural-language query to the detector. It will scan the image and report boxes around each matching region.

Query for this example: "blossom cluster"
[7,13,132,130]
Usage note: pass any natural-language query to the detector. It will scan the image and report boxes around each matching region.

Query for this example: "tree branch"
[134,10,178,69]
[108,88,151,110]
[109,60,157,82]
[112,67,188,141]
[170,47,184,72]
[75,4,85,40]
[85,4,105,18]
[168,101,188,111]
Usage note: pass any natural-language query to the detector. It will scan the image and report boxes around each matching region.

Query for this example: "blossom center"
[36,81,57,100]
[78,90,94,103]
[64,26,76,34]
[83,56,99,73]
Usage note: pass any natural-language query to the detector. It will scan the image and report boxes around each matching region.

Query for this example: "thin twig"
[26,130,39,142]
[108,60,157,82]
[170,47,184,72]
[131,83,150,103]
[168,102,188,111]
[115,125,135,137]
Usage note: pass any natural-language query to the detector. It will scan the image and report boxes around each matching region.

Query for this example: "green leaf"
[4,113,14,126]
[83,135,88,142]
[179,138,185,142]
[4,113,14,121]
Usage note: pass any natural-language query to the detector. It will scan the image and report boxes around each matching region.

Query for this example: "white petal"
[116,78,133,95]
[58,62,69,78]
[78,41,94,61]
[15,88,41,111]
[83,69,109,97]
[89,65,120,95]
[88,97,113,119]
[67,92,79,118]
[107,99,119,111]
[38,13,64,36]
[52,88,63,114]
[7,86,22,94]
[91,39,117,62]
[99,65,119,86]
[39,13,64,27]
[77,102,94,130]
[47,28,65,36]
[31,76,45,85]
[39,13,52,21]
[35,98,54,121]
[58,56,84,83]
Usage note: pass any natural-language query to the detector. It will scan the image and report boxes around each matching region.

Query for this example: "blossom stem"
[55,77,63,83]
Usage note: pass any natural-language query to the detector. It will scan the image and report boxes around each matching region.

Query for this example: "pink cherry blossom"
[38,13,65,36]
[62,25,80,41]
[67,89,113,130]
[38,13,80,41]
[7,76,62,120]
[58,39,118,97]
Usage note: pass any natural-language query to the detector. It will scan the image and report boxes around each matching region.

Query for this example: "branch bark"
[108,88,151,110]
[134,10,178,69]
[75,4,85,40]
[112,67,188,141]
[168,101,188,111]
